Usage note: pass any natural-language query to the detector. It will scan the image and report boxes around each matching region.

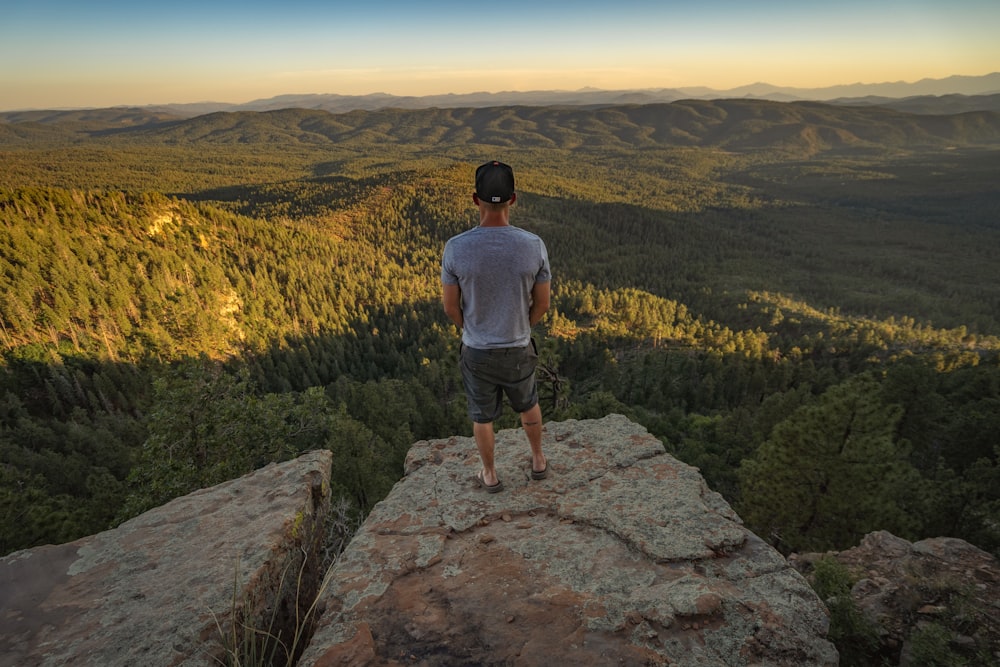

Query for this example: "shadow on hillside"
[171,173,393,219]
[0,297,468,555]
[5,156,1000,556]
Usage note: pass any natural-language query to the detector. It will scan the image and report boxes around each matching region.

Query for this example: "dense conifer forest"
[2,101,999,570]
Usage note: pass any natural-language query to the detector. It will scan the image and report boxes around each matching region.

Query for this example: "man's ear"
[472,193,480,205]
[509,192,517,205]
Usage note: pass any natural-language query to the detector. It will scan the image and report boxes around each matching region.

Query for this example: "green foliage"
[1,103,999,561]
[804,531,995,667]
[0,350,142,553]
[122,360,307,515]
[120,359,409,519]
[907,623,970,667]
[809,556,884,667]
[737,373,923,552]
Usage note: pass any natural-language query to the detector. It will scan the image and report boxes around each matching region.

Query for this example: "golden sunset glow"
[2,0,998,109]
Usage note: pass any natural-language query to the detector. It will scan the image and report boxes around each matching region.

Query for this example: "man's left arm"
[528,280,551,326]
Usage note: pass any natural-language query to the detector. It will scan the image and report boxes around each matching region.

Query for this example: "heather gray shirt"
[441,225,551,349]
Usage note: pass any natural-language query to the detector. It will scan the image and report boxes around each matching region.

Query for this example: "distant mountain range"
[137,72,1000,117]
[3,73,999,118]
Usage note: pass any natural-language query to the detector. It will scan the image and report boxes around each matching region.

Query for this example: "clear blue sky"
[2,0,997,110]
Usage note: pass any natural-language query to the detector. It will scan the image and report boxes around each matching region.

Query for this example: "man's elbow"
[529,300,550,326]
[442,301,463,328]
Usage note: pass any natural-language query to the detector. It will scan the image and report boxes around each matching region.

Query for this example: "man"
[441,161,551,493]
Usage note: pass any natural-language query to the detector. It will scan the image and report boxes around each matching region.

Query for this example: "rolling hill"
[4,100,1000,157]
[2,92,999,588]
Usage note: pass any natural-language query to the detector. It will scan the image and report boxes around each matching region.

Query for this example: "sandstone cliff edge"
[1,415,838,666]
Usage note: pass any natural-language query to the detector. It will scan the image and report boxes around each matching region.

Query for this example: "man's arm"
[528,281,551,327]
[442,282,464,329]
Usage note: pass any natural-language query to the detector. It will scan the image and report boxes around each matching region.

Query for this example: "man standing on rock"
[441,160,551,493]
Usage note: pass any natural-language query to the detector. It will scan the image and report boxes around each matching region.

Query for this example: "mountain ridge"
[129,71,1000,117]
[5,99,998,158]
[3,72,998,116]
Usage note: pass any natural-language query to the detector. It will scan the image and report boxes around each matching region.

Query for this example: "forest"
[1,100,999,580]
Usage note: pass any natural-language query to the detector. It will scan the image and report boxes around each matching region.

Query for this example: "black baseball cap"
[475,161,515,203]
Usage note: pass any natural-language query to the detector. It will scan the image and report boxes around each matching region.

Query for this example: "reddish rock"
[793,530,1000,664]
[299,415,837,666]
[0,450,333,667]
[0,416,844,666]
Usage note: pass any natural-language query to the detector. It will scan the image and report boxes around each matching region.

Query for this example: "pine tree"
[738,373,922,553]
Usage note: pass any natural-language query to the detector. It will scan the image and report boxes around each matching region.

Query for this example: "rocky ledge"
[0,416,839,666]
[792,530,1000,665]
[298,415,837,666]
[0,450,332,666]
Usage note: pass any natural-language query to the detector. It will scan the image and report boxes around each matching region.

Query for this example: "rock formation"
[0,450,332,667]
[298,415,837,666]
[0,416,840,666]
[791,530,1000,665]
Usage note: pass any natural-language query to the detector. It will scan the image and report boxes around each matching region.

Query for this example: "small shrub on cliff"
[810,556,885,666]
[906,622,969,667]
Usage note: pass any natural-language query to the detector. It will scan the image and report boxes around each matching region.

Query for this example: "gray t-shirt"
[441,225,551,349]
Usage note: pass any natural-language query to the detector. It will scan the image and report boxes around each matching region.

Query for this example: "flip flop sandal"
[477,470,504,493]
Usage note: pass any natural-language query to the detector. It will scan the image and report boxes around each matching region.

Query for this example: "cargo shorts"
[459,339,539,423]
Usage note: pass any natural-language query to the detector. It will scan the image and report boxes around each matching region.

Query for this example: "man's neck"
[479,213,510,227]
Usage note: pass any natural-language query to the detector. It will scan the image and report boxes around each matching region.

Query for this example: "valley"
[2,100,998,583]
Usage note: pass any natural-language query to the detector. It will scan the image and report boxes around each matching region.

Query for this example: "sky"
[2,0,998,111]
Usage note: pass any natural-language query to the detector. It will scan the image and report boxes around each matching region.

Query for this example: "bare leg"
[520,403,546,473]
[473,421,499,486]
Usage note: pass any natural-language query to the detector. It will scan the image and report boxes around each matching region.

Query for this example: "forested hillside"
[2,102,999,577]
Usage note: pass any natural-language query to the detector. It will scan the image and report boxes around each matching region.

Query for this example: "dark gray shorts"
[460,340,539,423]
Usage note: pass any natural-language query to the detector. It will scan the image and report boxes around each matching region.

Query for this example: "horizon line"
[3,71,999,114]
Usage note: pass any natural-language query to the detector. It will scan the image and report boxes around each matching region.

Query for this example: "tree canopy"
[2,102,999,563]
